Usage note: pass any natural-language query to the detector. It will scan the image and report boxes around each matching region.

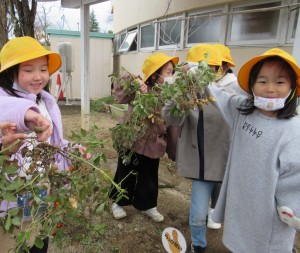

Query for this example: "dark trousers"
[109,151,160,211]
[211,182,221,208]
[26,238,48,253]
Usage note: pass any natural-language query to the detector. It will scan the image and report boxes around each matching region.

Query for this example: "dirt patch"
[48,107,300,253]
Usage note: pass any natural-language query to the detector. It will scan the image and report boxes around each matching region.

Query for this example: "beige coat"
[162,88,231,181]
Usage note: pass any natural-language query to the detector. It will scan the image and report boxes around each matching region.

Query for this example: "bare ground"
[48,105,300,253]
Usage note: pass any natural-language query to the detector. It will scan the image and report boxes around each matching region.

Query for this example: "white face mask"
[253,90,292,111]
[158,74,174,85]
[163,76,174,85]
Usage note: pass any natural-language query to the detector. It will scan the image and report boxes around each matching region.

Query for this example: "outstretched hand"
[0,122,27,154]
[277,206,300,230]
[25,109,52,142]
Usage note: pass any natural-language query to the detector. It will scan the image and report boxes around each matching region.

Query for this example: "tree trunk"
[0,0,9,49]
[10,0,37,37]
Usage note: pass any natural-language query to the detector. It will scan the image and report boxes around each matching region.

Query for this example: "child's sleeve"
[112,71,136,104]
[161,100,185,127]
[208,83,241,128]
[276,137,300,230]
[0,96,40,132]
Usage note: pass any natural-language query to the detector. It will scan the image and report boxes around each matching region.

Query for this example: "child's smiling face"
[17,56,49,95]
[253,61,292,117]
[253,61,292,99]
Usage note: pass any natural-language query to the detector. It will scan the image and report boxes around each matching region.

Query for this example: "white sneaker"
[207,208,221,229]
[142,207,164,222]
[112,203,127,219]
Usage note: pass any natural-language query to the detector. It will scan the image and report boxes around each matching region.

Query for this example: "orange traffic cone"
[56,74,65,101]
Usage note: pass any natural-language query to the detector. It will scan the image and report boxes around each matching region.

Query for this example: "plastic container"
[109,104,128,119]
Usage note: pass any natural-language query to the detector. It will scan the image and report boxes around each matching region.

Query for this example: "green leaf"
[94,223,106,231]
[93,155,101,167]
[11,216,21,227]
[6,179,23,191]
[4,215,12,231]
[3,193,17,202]
[34,237,44,249]
[8,207,20,216]
[95,203,105,214]
[3,165,19,175]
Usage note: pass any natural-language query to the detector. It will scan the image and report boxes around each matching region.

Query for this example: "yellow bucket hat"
[238,48,300,96]
[186,44,222,66]
[142,53,179,82]
[214,44,236,67]
[0,36,61,75]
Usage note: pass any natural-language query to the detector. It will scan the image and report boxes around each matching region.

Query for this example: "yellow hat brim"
[143,55,179,82]
[238,49,300,96]
[0,36,61,75]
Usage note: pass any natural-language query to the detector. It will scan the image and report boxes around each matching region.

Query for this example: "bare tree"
[35,3,55,46]
[0,1,10,48]
[9,0,37,37]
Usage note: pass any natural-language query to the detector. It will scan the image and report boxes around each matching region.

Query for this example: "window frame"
[118,29,138,53]
[185,6,226,47]
[139,22,156,51]
[286,0,300,44]
[157,15,184,50]
[226,0,284,46]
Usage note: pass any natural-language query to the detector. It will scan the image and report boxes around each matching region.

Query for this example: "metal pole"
[80,4,91,130]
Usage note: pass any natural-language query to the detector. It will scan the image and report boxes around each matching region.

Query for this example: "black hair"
[238,56,298,119]
[144,61,176,87]
[0,65,21,97]
[221,62,233,74]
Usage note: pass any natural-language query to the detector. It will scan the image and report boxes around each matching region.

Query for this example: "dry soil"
[48,106,300,253]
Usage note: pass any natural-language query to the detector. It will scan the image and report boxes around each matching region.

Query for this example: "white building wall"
[112,0,297,78]
[49,34,113,100]
[113,0,236,33]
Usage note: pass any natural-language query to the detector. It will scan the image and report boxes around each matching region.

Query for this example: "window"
[292,8,299,38]
[186,10,222,45]
[119,30,137,52]
[140,23,155,50]
[287,0,300,43]
[120,32,126,46]
[228,1,281,45]
[158,17,182,48]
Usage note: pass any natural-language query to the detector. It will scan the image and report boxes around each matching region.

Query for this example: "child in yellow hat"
[0,36,90,252]
[109,52,179,222]
[163,43,238,253]
[208,48,300,252]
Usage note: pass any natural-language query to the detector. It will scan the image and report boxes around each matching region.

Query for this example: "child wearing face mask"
[0,36,90,253]
[109,53,179,222]
[163,44,233,253]
[207,48,300,252]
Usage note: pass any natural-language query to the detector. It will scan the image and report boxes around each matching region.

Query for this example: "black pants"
[109,151,160,211]
[211,182,222,208]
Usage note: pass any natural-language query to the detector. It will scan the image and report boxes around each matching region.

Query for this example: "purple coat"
[0,88,69,215]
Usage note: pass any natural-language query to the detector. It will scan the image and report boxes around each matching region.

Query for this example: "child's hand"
[25,109,53,142]
[135,78,148,93]
[277,206,300,230]
[0,122,27,154]
[78,146,92,160]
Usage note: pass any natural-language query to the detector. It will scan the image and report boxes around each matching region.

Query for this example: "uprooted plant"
[110,60,217,164]
[0,126,127,252]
